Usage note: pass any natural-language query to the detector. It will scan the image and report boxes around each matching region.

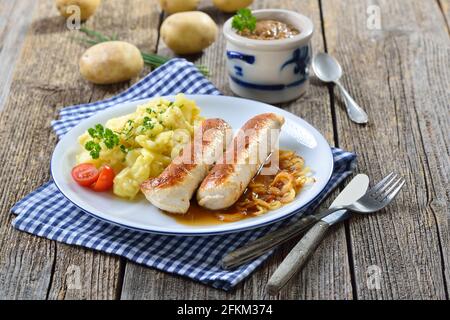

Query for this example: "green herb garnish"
[232,8,257,32]
[143,117,155,130]
[121,120,135,140]
[103,128,119,149]
[85,140,101,159]
[88,124,104,139]
[84,124,120,159]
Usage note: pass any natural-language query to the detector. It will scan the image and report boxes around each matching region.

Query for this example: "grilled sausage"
[141,118,231,214]
[197,113,285,210]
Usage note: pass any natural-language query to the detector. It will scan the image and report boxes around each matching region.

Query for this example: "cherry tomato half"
[91,165,115,192]
[71,163,99,187]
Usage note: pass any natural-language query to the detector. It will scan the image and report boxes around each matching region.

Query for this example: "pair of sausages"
[141,113,285,214]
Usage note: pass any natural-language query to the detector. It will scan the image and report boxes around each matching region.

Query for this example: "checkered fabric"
[11,58,356,290]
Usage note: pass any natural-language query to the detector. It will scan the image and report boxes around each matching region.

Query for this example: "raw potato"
[79,41,144,84]
[158,0,199,14]
[212,0,253,13]
[160,11,218,55]
[55,0,101,21]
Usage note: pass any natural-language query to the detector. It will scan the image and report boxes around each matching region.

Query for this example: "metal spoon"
[312,52,368,124]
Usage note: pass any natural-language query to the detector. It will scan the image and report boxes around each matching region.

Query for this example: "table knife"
[222,174,369,270]
[266,174,369,295]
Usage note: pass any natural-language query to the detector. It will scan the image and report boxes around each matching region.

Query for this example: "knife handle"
[266,220,331,295]
[222,215,319,270]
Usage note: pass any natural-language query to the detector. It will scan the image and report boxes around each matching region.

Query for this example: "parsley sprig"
[84,124,122,159]
[85,141,101,159]
[232,8,257,32]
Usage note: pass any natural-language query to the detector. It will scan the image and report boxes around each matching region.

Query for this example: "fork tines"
[370,172,405,201]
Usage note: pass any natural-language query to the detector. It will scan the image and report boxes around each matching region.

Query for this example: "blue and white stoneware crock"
[223,9,314,104]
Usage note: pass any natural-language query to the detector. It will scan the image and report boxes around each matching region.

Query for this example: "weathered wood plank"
[46,0,160,300]
[0,0,37,111]
[438,0,450,30]
[322,0,450,299]
[0,0,159,299]
[121,0,353,300]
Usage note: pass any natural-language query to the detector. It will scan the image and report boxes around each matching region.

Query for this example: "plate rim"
[51,95,334,236]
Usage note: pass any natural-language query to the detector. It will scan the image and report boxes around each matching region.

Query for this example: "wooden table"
[0,0,448,300]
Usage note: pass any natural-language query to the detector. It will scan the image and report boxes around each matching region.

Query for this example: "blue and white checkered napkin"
[11,58,356,291]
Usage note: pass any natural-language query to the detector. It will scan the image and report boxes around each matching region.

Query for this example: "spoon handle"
[335,81,368,124]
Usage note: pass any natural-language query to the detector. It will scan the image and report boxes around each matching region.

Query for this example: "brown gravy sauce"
[239,19,300,40]
[166,173,276,226]
[167,201,241,226]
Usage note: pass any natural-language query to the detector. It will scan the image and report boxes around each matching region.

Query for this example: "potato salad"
[75,94,203,199]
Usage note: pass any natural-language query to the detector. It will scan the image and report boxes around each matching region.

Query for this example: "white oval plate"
[51,95,333,236]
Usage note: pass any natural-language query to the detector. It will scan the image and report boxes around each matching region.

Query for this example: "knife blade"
[242,151,273,197]
[300,173,370,222]
[322,173,369,225]
[222,173,369,270]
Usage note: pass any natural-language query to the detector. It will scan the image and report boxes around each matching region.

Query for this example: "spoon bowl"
[312,53,343,82]
[312,52,369,124]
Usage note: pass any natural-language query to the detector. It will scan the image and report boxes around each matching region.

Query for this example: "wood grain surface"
[0,0,37,111]
[0,0,448,300]
[439,0,450,30]
[322,0,450,299]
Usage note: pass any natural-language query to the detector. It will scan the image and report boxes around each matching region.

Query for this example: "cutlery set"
[223,172,405,294]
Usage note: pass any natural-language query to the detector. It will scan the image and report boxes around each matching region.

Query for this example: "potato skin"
[158,0,199,14]
[79,41,144,85]
[56,0,101,21]
[160,11,218,55]
[212,0,253,13]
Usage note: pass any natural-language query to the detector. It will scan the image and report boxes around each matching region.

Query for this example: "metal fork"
[266,173,405,295]
[223,172,404,270]
[306,172,405,216]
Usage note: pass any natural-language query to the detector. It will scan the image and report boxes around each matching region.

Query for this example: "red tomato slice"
[91,165,115,192]
[71,163,99,187]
